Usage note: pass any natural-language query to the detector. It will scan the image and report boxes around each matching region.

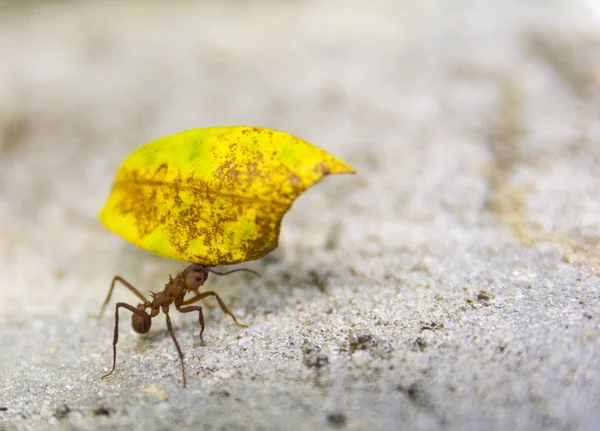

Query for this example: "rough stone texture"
[1,1,599,430]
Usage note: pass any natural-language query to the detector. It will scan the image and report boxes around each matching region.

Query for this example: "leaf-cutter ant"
[97,264,260,387]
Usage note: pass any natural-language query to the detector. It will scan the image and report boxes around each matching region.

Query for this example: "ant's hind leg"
[101,302,150,380]
[181,291,247,328]
[98,276,149,319]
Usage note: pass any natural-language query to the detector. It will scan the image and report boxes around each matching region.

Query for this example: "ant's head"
[183,264,211,291]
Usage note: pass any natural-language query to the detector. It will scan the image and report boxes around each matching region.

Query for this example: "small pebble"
[352,350,372,366]
[238,337,253,349]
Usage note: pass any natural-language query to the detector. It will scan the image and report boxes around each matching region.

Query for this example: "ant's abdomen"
[132,313,151,334]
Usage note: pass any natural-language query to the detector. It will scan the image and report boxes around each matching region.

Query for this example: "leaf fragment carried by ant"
[99,126,355,264]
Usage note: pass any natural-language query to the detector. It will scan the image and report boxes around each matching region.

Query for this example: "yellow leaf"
[99,126,355,265]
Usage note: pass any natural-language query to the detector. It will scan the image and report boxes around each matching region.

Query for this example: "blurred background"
[3,0,599,316]
[1,1,599,429]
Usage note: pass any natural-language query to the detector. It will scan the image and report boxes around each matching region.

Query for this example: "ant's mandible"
[97,264,260,387]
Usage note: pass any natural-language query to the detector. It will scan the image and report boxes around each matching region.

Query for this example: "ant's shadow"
[209,250,347,319]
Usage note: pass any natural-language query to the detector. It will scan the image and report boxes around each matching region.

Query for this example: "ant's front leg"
[181,291,248,328]
[101,302,151,380]
[97,276,149,319]
[176,304,207,346]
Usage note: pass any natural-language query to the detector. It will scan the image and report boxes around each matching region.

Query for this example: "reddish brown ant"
[97,264,260,387]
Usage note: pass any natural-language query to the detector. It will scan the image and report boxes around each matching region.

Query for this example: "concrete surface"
[1,0,599,430]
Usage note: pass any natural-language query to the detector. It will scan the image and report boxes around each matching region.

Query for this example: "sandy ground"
[1,0,599,430]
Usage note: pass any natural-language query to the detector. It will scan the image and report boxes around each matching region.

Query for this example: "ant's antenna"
[209,268,262,278]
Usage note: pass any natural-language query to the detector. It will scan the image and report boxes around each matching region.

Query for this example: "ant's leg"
[98,276,149,319]
[164,312,186,388]
[176,305,206,346]
[101,302,150,380]
[181,291,247,328]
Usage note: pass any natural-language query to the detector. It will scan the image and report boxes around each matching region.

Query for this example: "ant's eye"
[195,276,202,282]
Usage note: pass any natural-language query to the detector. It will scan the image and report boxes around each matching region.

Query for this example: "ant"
[97,263,261,387]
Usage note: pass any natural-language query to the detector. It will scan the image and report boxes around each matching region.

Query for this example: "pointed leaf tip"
[323,158,356,175]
